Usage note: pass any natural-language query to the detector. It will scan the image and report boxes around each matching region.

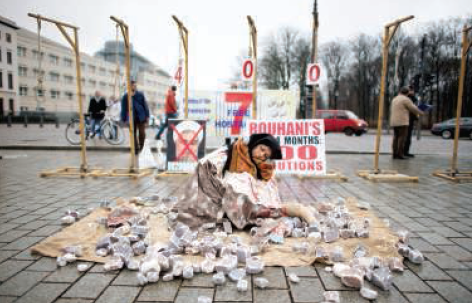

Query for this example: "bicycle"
[65,114,125,145]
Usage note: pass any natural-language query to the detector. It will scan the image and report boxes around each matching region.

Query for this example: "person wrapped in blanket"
[173,133,316,230]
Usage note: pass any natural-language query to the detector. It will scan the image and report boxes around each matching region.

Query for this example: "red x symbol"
[170,123,204,161]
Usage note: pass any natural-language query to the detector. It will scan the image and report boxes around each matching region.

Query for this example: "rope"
[35,19,45,109]
[113,24,121,99]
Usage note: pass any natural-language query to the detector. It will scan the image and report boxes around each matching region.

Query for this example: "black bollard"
[7,114,12,127]
[24,114,28,127]
[56,116,59,128]
[40,114,44,128]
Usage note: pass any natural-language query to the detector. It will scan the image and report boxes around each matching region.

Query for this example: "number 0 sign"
[242,59,254,81]
[306,63,321,85]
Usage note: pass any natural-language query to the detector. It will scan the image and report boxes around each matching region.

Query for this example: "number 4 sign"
[306,63,321,85]
[242,59,255,81]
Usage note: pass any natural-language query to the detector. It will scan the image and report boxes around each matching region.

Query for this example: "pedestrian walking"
[390,86,423,160]
[155,86,178,141]
[87,91,107,139]
[121,80,150,154]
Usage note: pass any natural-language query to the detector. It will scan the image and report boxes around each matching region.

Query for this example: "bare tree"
[320,40,348,109]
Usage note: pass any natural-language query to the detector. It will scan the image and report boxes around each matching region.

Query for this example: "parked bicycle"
[65,114,125,145]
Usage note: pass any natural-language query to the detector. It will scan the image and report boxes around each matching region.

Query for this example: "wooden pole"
[72,28,87,172]
[373,16,414,173]
[172,16,189,118]
[374,27,390,173]
[184,30,188,119]
[27,13,87,173]
[247,16,257,119]
[311,0,319,118]
[111,16,136,170]
[451,25,472,173]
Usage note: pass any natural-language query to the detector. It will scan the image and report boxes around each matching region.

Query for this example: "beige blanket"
[31,197,400,266]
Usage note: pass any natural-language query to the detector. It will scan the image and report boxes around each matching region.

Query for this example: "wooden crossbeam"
[357,169,418,183]
[433,170,472,183]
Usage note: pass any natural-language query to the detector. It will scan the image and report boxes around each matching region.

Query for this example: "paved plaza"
[1,124,472,156]
[0,147,471,303]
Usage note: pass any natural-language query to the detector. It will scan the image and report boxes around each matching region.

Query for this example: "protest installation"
[28,8,454,303]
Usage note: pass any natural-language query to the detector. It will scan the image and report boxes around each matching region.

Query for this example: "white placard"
[246,119,326,176]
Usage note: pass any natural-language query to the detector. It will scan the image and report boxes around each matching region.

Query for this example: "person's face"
[409,89,415,96]
[175,130,199,161]
[95,91,101,97]
[131,82,137,92]
[251,144,272,162]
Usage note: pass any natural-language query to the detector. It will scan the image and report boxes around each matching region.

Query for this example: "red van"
[315,110,368,136]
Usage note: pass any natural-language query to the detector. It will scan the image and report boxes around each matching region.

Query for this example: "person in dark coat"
[87,91,107,139]
[121,80,150,154]
[404,86,419,158]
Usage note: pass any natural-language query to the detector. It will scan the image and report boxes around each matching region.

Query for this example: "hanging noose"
[35,18,45,109]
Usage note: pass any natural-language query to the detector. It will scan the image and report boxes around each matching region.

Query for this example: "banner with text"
[246,119,326,176]
[184,90,298,138]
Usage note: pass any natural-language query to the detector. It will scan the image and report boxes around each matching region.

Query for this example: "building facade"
[16,27,119,115]
[95,40,171,113]
[3,14,171,118]
[0,16,19,117]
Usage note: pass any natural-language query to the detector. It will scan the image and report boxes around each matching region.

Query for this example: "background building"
[95,40,171,112]
[0,16,19,117]
[1,14,171,121]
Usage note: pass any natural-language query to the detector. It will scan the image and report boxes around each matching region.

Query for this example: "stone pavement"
[0,150,472,303]
[2,124,472,156]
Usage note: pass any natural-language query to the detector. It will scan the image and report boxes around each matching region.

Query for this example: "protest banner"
[166,119,206,173]
[246,119,326,175]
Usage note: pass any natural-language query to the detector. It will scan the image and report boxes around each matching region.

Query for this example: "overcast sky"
[1,0,470,90]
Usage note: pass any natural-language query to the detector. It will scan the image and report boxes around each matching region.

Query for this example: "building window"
[19,86,28,96]
[17,46,27,57]
[89,80,96,87]
[49,54,59,65]
[7,51,12,64]
[36,88,44,97]
[99,67,106,76]
[65,91,74,100]
[6,33,12,43]
[9,99,14,115]
[51,90,60,99]
[64,57,73,67]
[0,98,3,117]
[64,75,74,84]
[33,50,44,60]
[18,66,27,77]
[0,48,2,62]
[0,70,2,88]
[33,69,45,78]
[99,81,106,88]
[49,72,60,82]
[88,65,96,73]
[8,72,13,90]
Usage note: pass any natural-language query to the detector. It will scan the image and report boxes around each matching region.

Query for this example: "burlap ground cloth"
[31,197,400,266]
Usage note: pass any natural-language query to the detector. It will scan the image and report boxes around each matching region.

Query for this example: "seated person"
[173,133,315,230]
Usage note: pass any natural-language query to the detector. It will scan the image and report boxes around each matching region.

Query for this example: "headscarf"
[226,134,282,181]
